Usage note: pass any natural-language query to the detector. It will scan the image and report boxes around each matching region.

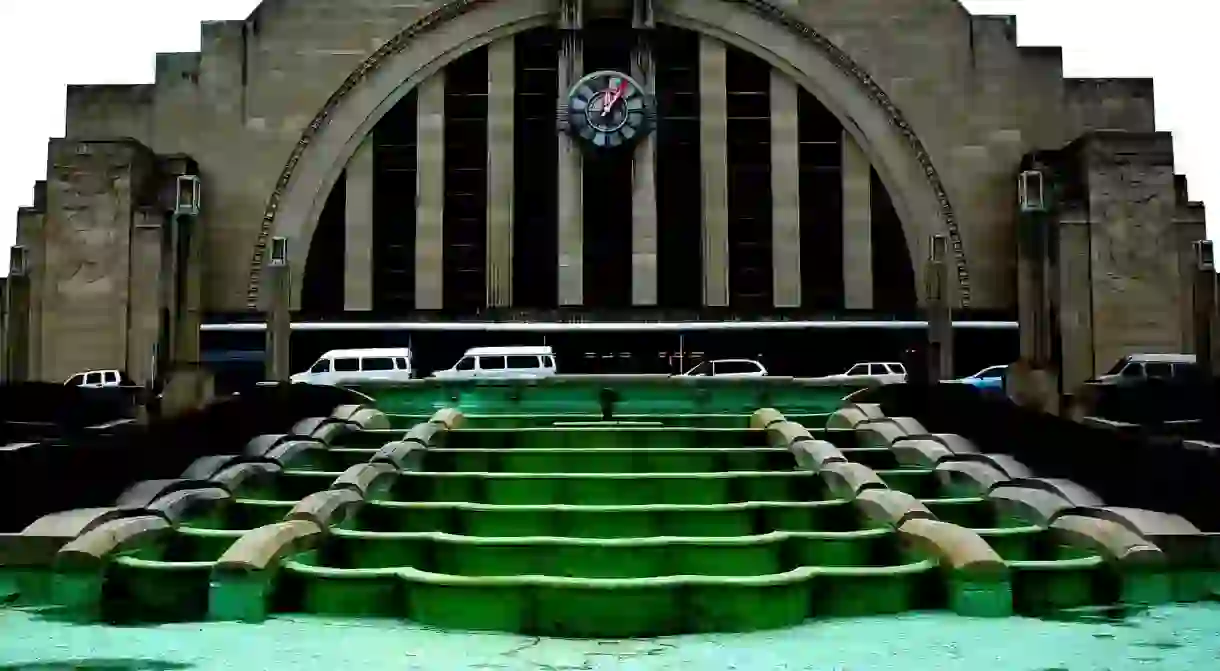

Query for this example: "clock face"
[563,70,655,150]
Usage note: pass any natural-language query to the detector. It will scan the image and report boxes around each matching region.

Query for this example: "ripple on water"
[2,605,1219,671]
[0,661,191,671]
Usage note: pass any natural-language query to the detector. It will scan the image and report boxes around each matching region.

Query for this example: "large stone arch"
[248,0,970,310]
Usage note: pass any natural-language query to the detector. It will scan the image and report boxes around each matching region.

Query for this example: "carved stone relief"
[49,166,124,299]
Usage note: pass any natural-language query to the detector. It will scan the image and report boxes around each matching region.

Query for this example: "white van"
[431,346,557,380]
[290,348,414,385]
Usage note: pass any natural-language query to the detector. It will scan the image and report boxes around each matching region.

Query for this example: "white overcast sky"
[0,0,1217,269]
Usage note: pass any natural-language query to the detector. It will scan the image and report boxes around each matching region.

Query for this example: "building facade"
[8,0,1209,385]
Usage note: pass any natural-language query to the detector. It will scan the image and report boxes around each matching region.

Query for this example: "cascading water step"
[15,405,1209,636]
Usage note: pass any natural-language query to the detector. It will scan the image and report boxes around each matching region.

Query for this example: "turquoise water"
[2,605,1218,670]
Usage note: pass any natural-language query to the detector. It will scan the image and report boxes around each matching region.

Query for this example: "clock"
[560,70,656,150]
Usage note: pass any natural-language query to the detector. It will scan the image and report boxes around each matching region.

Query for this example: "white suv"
[65,369,127,388]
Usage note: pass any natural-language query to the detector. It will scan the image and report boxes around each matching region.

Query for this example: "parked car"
[431,346,558,380]
[291,348,414,385]
[64,369,131,388]
[953,365,1008,391]
[676,359,768,378]
[814,362,907,385]
[1092,353,1200,385]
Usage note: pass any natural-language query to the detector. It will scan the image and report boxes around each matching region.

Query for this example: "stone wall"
[38,140,157,382]
[132,2,444,312]
[1083,132,1183,373]
[38,0,1200,321]
[47,0,1071,312]
[64,85,155,145]
[1019,135,1209,392]
[769,1,1073,307]
[1064,78,1156,136]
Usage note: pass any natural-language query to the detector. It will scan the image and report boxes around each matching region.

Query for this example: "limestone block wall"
[1064,78,1156,136]
[65,6,443,312]
[64,85,156,145]
[1021,136,1208,391]
[1083,132,1183,373]
[38,140,157,382]
[46,0,1192,316]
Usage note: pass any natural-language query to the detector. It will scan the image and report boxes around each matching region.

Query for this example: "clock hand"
[600,80,626,117]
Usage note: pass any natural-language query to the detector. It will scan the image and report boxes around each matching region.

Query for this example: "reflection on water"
[3,605,1219,671]
[1042,604,1150,626]
[0,661,190,671]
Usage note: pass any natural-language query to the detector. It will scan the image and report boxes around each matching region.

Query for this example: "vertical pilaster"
[415,74,446,310]
[1192,240,1216,376]
[698,36,729,307]
[770,70,801,308]
[4,247,30,384]
[557,30,584,306]
[15,201,44,380]
[344,136,375,311]
[1056,213,1095,389]
[0,279,7,381]
[162,214,180,370]
[631,37,658,306]
[485,39,514,307]
[841,131,873,310]
[1016,221,1038,362]
[1023,212,1053,368]
[127,210,162,386]
[486,38,516,308]
[4,277,30,384]
[265,253,290,383]
[925,234,953,381]
[173,214,204,366]
[1176,215,1208,352]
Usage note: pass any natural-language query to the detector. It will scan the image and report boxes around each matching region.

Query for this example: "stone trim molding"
[247,0,970,309]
